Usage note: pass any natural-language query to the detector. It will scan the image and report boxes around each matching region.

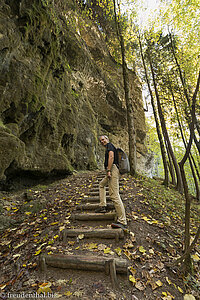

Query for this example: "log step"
[72,212,116,221]
[90,185,123,190]
[81,196,111,203]
[62,228,124,241]
[40,254,128,274]
[88,191,123,196]
[76,203,114,211]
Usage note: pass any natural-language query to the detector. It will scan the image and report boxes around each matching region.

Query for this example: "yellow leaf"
[151,220,159,224]
[68,241,75,246]
[129,266,136,275]
[142,216,150,221]
[59,226,65,232]
[75,246,80,250]
[37,243,47,250]
[104,247,111,254]
[37,286,52,294]
[115,247,122,256]
[156,280,163,287]
[34,249,42,256]
[51,222,58,225]
[162,292,168,296]
[139,246,146,253]
[123,242,134,249]
[87,243,98,250]
[13,254,21,259]
[124,249,132,260]
[191,253,200,261]
[0,285,7,290]
[39,282,51,287]
[166,277,172,285]
[54,235,59,239]
[65,291,72,296]
[129,275,136,284]
[13,241,27,249]
[25,212,32,215]
[149,249,154,254]
[177,286,183,293]
[43,217,47,220]
[135,281,145,291]
[78,234,84,240]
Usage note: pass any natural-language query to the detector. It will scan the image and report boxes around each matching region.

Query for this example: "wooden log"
[88,191,123,196]
[92,183,123,187]
[76,203,114,211]
[108,259,118,288]
[72,212,116,221]
[40,254,128,274]
[39,255,47,272]
[62,228,124,242]
[81,196,111,203]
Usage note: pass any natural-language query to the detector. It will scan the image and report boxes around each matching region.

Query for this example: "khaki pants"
[99,164,127,225]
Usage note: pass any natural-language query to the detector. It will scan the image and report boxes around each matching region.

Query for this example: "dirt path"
[0,171,199,299]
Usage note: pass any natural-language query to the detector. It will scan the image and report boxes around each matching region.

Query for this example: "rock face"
[0,0,146,184]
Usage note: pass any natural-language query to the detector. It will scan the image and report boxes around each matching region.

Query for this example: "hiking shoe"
[95,206,107,213]
[111,222,127,230]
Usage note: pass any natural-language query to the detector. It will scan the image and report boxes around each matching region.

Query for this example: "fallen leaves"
[115,247,122,256]
[37,282,52,294]
[129,275,136,284]
[84,243,98,250]
[104,247,114,255]
[138,246,146,253]
[78,234,84,240]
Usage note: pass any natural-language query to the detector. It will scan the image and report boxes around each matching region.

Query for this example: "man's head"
[99,135,109,147]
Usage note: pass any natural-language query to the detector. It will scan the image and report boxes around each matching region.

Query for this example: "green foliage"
[71,89,79,99]
[0,120,6,129]
[138,174,199,229]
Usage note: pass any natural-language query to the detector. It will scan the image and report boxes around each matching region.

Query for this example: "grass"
[136,175,200,237]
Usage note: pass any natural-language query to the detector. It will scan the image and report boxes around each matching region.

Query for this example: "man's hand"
[107,170,111,179]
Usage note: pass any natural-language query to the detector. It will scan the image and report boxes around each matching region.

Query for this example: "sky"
[137,0,160,27]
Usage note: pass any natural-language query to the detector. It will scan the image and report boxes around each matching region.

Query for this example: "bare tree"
[138,32,169,186]
[112,0,137,175]
[147,44,183,192]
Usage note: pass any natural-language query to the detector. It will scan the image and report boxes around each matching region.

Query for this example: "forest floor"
[0,171,199,300]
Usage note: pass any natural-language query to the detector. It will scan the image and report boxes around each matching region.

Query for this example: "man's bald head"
[99,135,109,146]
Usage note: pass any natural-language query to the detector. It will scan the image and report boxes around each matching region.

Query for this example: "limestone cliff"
[0,0,146,184]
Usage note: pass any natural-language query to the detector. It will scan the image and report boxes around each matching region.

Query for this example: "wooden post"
[108,259,118,289]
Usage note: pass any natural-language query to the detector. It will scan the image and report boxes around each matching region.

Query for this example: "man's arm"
[107,151,114,178]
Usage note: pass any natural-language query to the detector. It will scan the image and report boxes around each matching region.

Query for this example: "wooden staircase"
[39,172,129,288]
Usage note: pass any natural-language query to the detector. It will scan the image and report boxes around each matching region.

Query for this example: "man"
[95,135,127,230]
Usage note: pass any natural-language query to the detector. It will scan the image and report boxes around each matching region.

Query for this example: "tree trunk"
[178,71,200,274]
[113,0,136,175]
[164,139,176,185]
[169,32,200,153]
[138,33,169,186]
[147,46,183,192]
[171,88,200,201]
